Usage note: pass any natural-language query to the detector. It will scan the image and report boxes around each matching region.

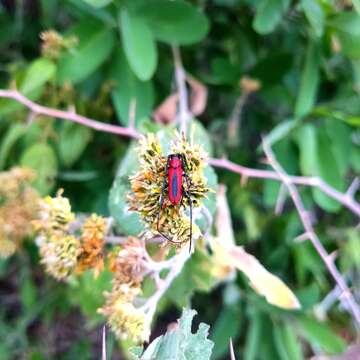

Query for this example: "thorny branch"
[0,89,140,139]
[1,93,359,219]
[208,157,360,218]
[141,248,191,322]
[262,138,360,328]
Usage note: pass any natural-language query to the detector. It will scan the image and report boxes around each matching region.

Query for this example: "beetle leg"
[183,189,193,253]
[157,156,171,235]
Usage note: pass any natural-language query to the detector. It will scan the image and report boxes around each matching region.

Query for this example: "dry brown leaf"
[187,75,208,116]
[212,240,301,310]
[153,93,179,124]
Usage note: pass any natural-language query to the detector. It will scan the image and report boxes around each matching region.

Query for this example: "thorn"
[294,232,310,243]
[240,174,248,187]
[26,111,37,125]
[328,250,338,262]
[346,178,360,198]
[229,338,236,360]
[259,157,269,165]
[68,104,76,114]
[339,288,352,301]
[102,326,107,360]
[275,183,287,215]
[324,253,336,266]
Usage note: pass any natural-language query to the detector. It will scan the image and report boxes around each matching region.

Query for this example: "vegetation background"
[0,0,360,359]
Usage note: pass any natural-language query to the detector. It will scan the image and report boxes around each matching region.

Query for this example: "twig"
[227,93,248,146]
[0,89,141,139]
[346,178,360,198]
[172,46,191,136]
[262,138,360,328]
[141,249,191,321]
[208,158,360,218]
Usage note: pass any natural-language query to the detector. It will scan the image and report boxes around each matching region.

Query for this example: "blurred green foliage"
[0,0,360,359]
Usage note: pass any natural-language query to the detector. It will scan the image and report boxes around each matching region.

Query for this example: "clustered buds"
[34,190,80,280]
[40,30,78,60]
[0,167,39,257]
[99,283,150,343]
[99,237,150,343]
[33,191,107,280]
[128,133,210,248]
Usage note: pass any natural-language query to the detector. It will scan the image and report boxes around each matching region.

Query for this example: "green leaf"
[351,145,360,172]
[138,309,214,360]
[313,130,344,212]
[58,122,92,167]
[294,124,317,176]
[273,323,303,360]
[330,11,360,36]
[295,41,320,118]
[253,0,290,35]
[167,248,219,307]
[211,306,241,359]
[263,118,299,147]
[301,0,324,37]
[21,58,56,94]
[119,9,157,81]
[20,274,37,313]
[244,310,262,360]
[324,119,351,177]
[0,123,27,169]
[108,175,145,236]
[110,48,154,126]
[0,58,55,116]
[20,143,57,195]
[138,0,209,45]
[68,270,112,320]
[81,0,112,8]
[331,11,360,59]
[299,317,346,355]
[354,0,360,15]
[58,21,115,84]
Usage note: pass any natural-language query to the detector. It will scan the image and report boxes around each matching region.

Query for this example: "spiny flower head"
[34,190,79,280]
[77,214,106,277]
[33,189,75,236]
[128,133,210,248]
[99,283,150,343]
[38,234,81,280]
[109,237,146,287]
[0,167,39,257]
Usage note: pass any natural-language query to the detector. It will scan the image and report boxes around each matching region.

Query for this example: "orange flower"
[77,214,106,277]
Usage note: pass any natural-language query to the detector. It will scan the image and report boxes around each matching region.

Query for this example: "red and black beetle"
[157,153,193,252]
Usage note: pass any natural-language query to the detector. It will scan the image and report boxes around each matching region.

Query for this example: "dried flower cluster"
[33,190,80,280]
[0,167,39,257]
[99,237,150,343]
[33,191,107,280]
[77,214,106,277]
[40,30,78,60]
[128,134,210,248]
